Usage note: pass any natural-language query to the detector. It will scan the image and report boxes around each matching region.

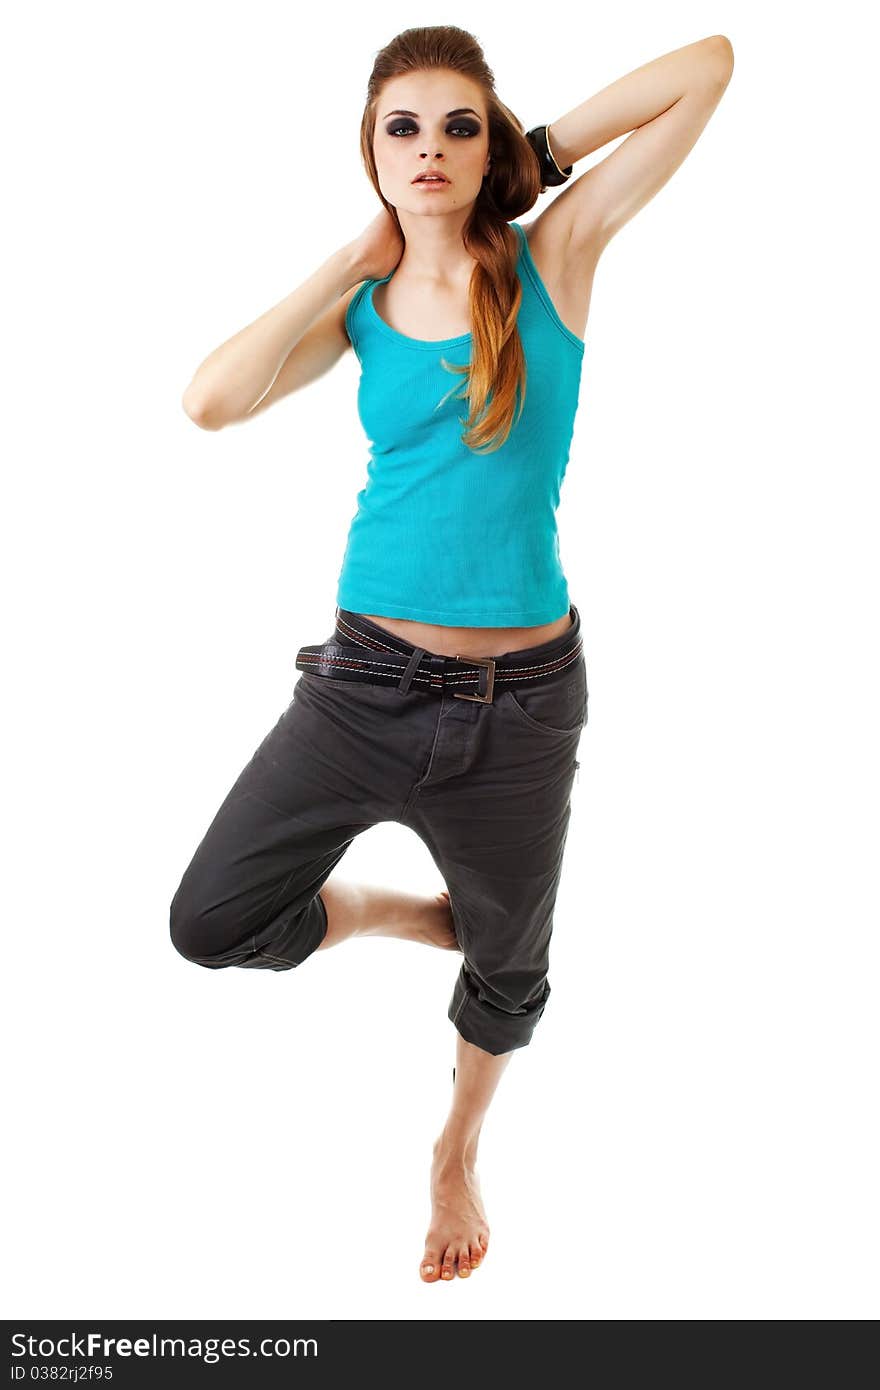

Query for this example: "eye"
[386,122,480,138]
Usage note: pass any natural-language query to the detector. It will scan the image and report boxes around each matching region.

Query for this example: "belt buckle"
[453,654,496,704]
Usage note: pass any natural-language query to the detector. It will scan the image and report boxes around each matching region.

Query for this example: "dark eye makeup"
[385,120,481,138]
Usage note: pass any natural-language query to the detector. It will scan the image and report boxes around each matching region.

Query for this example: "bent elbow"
[181,387,225,431]
[706,34,734,75]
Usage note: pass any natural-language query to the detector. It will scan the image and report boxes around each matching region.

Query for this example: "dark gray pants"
[169,605,588,1055]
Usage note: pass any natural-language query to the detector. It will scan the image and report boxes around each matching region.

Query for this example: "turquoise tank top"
[336,221,585,626]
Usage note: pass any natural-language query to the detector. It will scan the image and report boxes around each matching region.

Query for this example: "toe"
[440,1247,456,1280]
[421,1250,441,1282]
[457,1245,471,1278]
[469,1242,483,1268]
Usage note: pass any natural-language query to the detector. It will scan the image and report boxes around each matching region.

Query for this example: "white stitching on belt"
[302,636,583,684]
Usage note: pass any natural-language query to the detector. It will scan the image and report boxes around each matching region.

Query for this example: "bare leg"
[317,881,459,953]
[318,878,502,1281]
[420,1034,514,1282]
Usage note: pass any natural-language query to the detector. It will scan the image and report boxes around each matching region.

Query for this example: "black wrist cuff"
[525,124,573,187]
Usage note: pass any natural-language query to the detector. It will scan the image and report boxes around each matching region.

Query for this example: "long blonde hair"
[358,26,544,454]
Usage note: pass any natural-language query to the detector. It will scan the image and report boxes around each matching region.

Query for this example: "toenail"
[423,1265,434,1273]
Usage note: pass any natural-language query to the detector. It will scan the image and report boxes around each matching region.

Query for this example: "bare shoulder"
[519,205,603,345]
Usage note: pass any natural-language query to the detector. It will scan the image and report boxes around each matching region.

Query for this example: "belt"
[294,627,583,705]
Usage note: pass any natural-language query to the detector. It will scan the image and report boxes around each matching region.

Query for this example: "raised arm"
[182,246,363,432]
[534,34,735,262]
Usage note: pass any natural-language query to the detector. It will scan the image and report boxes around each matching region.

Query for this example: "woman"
[171,26,734,1283]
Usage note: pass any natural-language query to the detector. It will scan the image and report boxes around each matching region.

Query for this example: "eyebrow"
[382,108,482,120]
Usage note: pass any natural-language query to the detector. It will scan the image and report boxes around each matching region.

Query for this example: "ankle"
[433,1126,480,1171]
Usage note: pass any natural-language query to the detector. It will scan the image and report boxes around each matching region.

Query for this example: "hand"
[346,208,405,283]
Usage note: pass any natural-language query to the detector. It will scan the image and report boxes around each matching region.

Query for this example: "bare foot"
[431,890,459,951]
[360,888,459,951]
[420,1136,490,1282]
[318,882,460,952]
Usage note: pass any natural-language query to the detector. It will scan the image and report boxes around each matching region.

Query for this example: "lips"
[413,173,448,183]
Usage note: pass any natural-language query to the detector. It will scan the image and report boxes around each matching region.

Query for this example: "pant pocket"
[502,659,587,736]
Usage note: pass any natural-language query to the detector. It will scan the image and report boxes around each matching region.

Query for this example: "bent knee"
[168,888,321,970]
[169,914,210,967]
[169,888,226,968]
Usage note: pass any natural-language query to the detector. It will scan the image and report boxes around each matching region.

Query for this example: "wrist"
[525,123,573,188]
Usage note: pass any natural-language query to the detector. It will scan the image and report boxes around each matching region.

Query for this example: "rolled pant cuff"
[447,972,551,1056]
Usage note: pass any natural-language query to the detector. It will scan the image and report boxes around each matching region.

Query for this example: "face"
[373,70,491,215]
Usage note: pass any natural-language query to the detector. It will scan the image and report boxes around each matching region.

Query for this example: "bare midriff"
[355,610,573,659]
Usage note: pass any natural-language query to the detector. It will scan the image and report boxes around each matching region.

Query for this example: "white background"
[4,0,877,1321]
